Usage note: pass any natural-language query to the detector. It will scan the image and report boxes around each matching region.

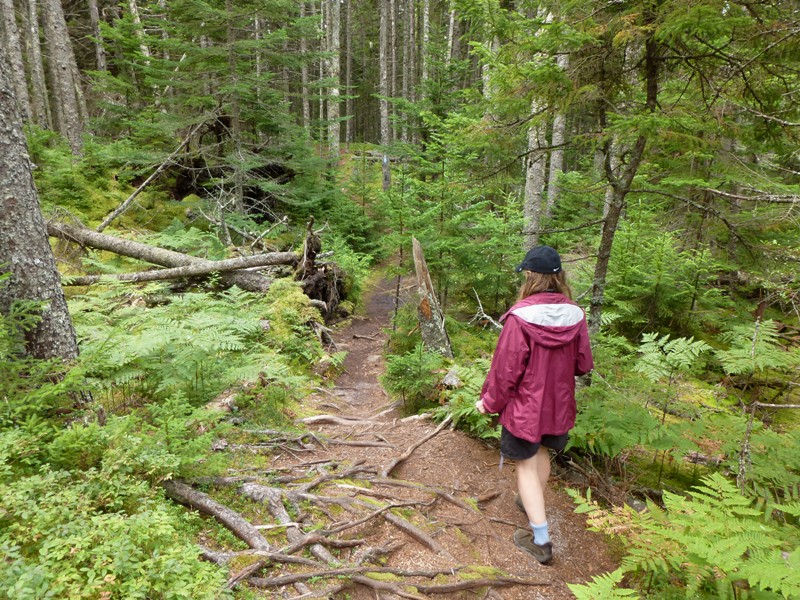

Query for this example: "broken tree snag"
[411,237,453,358]
[61,251,299,286]
[48,222,278,293]
[161,479,271,550]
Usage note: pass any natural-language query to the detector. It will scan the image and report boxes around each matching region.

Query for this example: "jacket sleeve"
[480,315,530,414]
[574,316,594,376]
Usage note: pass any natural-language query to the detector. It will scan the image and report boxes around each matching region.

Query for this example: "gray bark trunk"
[1,0,31,121]
[226,0,244,214]
[47,223,276,294]
[24,0,50,127]
[522,103,547,249]
[0,55,79,361]
[87,0,107,71]
[43,0,83,153]
[420,0,429,96]
[344,0,352,145]
[327,0,340,159]
[300,2,310,129]
[379,0,391,189]
[545,52,570,217]
[412,238,453,359]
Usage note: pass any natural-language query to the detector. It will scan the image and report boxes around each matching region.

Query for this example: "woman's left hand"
[475,400,488,414]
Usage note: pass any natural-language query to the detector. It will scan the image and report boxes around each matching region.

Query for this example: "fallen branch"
[61,251,298,286]
[97,122,202,232]
[382,415,453,477]
[161,480,270,550]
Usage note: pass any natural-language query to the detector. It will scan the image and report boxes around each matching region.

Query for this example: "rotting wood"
[161,480,270,550]
[382,415,452,477]
[411,237,453,358]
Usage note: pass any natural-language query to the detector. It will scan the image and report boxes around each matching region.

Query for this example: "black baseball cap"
[515,245,562,274]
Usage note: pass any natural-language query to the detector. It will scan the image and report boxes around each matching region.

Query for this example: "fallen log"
[61,250,298,286]
[48,222,278,293]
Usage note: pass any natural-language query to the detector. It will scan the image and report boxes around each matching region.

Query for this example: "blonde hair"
[517,270,573,301]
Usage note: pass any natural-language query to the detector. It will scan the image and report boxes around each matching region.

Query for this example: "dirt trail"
[268,278,617,599]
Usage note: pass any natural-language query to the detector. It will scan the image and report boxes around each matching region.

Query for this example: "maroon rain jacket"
[480,292,593,443]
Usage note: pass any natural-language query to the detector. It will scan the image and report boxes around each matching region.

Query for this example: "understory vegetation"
[3,0,800,597]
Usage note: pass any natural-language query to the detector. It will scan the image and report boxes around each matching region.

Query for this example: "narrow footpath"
[263,277,618,599]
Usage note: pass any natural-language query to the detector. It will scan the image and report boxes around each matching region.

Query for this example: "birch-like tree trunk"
[300,2,310,129]
[344,0,352,144]
[327,0,341,160]
[545,52,570,217]
[0,55,78,361]
[42,0,83,153]
[522,106,547,249]
[128,0,151,60]
[1,0,31,121]
[379,0,391,190]
[420,0,429,96]
[24,0,50,127]
[389,0,396,99]
[87,0,107,71]
[225,0,244,214]
[446,4,457,67]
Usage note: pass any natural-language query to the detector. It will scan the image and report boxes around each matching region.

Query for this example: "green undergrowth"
[0,274,339,598]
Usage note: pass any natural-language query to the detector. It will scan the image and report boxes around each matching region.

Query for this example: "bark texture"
[1,0,31,120]
[0,55,79,361]
[411,238,453,358]
[42,0,83,153]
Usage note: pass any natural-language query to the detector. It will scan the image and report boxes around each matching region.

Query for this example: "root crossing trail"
[214,278,617,598]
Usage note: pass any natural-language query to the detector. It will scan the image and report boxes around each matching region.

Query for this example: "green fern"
[716,319,800,376]
[568,568,640,599]
[635,333,711,383]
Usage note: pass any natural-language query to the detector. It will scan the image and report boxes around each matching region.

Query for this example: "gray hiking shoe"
[513,528,553,565]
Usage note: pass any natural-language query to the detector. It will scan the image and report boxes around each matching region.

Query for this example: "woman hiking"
[475,245,593,565]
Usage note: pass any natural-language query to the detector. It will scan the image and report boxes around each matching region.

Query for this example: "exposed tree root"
[161,480,270,550]
[381,415,452,477]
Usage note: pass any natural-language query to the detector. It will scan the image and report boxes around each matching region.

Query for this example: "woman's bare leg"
[516,446,549,525]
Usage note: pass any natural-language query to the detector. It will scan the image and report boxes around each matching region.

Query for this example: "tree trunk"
[327,0,340,160]
[412,238,453,358]
[522,104,547,249]
[226,0,244,214]
[42,0,83,153]
[300,2,310,129]
[128,0,151,60]
[420,0,429,97]
[588,28,658,335]
[87,0,107,71]
[1,0,31,121]
[47,223,276,294]
[405,0,415,103]
[0,55,78,361]
[389,0,396,100]
[344,0,352,145]
[545,52,570,217]
[24,0,50,128]
[379,0,391,189]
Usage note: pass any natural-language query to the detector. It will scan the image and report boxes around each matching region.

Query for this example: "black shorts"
[500,427,569,461]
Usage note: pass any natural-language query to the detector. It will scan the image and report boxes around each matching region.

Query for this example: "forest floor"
[234,276,619,599]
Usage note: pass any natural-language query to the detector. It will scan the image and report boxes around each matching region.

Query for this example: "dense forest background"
[1,0,799,598]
